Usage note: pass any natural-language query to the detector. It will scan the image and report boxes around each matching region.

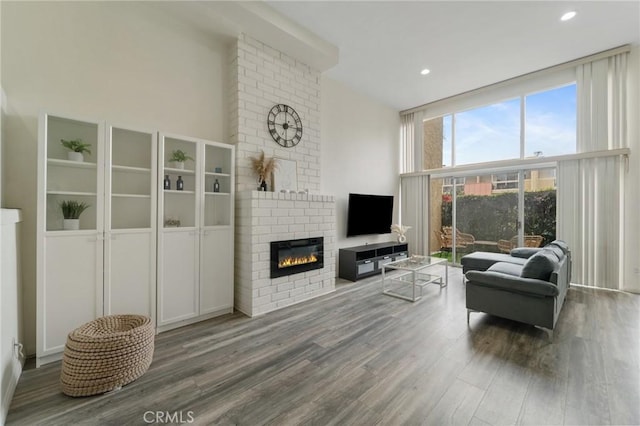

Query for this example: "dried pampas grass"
[249,151,277,182]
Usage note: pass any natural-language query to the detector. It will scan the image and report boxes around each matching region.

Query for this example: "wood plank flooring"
[7,266,640,425]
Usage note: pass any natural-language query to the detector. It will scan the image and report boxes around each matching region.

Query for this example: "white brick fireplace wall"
[235,192,336,316]
[230,34,336,316]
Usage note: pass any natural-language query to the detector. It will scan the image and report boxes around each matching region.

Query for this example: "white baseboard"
[1,357,23,426]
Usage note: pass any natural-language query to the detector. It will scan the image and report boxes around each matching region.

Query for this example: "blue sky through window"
[440,83,576,167]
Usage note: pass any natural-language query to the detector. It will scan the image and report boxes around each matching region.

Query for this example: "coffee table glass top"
[384,255,446,271]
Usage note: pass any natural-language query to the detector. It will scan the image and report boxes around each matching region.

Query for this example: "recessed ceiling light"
[420,68,431,75]
[561,11,577,21]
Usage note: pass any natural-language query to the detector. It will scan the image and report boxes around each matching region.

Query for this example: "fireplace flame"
[279,253,318,268]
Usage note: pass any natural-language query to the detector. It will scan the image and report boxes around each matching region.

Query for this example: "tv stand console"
[339,241,408,282]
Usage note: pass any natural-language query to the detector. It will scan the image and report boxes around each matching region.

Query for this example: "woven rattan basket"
[60,314,154,397]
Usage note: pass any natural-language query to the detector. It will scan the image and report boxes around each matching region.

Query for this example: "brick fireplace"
[235,192,336,316]
[229,34,336,317]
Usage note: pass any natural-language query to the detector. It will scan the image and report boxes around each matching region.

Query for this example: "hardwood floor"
[7,266,640,425]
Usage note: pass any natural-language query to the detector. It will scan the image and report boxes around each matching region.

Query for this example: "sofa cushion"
[466,271,560,297]
[521,251,558,281]
[510,247,543,259]
[487,262,523,277]
[543,245,564,261]
[461,251,527,272]
[549,240,569,254]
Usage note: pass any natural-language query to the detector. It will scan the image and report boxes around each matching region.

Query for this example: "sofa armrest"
[466,271,560,297]
[510,247,543,259]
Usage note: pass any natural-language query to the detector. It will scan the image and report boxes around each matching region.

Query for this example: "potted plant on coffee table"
[60,200,90,230]
[61,139,92,162]
[169,149,194,170]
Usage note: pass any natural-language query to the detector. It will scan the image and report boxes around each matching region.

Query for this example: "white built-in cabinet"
[37,113,157,366]
[37,113,235,365]
[157,133,234,330]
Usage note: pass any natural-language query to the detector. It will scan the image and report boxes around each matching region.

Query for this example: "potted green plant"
[169,149,194,170]
[61,139,92,162]
[60,200,90,230]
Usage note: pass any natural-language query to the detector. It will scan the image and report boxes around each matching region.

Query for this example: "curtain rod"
[400,45,631,116]
[400,148,631,179]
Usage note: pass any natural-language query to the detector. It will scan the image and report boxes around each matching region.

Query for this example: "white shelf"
[164,189,195,195]
[204,192,230,196]
[204,172,231,177]
[112,193,152,198]
[164,167,195,175]
[47,190,97,196]
[162,226,197,232]
[112,165,151,174]
[47,158,97,169]
[45,229,98,237]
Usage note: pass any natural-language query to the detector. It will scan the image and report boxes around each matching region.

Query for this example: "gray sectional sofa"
[461,240,571,340]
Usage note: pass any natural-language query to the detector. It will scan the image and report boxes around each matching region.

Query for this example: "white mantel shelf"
[237,190,336,203]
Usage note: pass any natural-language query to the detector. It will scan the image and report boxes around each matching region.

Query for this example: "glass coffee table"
[382,255,448,302]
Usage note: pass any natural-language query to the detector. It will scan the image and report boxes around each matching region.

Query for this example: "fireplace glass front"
[270,237,324,278]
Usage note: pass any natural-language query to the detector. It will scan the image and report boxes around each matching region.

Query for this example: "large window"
[525,84,577,157]
[423,84,573,265]
[455,98,521,165]
[426,83,577,170]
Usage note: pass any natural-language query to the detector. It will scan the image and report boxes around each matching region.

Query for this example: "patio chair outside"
[497,235,544,253]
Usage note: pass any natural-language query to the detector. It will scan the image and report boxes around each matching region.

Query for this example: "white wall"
[1,210,22,425]
[321,76,400,255]
[624,45,640,293]
[1,1,230,355]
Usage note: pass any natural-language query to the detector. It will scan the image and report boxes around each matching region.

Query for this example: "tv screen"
[346,193,394,237]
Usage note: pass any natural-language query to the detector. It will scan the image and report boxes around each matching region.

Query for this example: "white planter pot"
[67,152,84,162]
[63,219,80,230]
[171,161,185,170]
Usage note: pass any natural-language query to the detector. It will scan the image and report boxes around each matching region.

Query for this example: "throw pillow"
[521,251,557,281]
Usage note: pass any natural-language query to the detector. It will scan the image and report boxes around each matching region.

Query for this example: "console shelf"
[338,241,408,282]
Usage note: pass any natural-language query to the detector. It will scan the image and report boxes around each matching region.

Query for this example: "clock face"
[267,104,303,148]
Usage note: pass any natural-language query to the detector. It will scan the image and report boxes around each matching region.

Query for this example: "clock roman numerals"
[267,104,303,148]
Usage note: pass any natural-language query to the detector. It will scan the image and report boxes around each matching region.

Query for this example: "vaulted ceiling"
[157,1,640,111]
[267,1,640,111]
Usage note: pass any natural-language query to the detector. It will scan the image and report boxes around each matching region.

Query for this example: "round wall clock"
[267,104,303,148]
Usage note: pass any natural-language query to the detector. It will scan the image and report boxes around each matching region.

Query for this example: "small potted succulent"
[60,200,90,230]
[169,149,194,170]
[61,139,92,162]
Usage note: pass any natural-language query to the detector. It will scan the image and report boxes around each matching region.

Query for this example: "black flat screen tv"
[346,193,394,237]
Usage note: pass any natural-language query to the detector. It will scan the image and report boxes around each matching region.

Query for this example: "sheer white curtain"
[400,175,429,255]
[400,113,415,174]
[557,52,628,289]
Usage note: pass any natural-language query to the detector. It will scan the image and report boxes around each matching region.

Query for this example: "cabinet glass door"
[161,136,198,228]
[109,127,155,230]
[203,144,232,227]
[45,115,102,231]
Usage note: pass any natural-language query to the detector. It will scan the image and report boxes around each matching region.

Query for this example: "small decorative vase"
[67,152,83,162]
[260,180,267,191]
[397,234,407,243]
[172,161,185,170]
[63,219,80,230]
